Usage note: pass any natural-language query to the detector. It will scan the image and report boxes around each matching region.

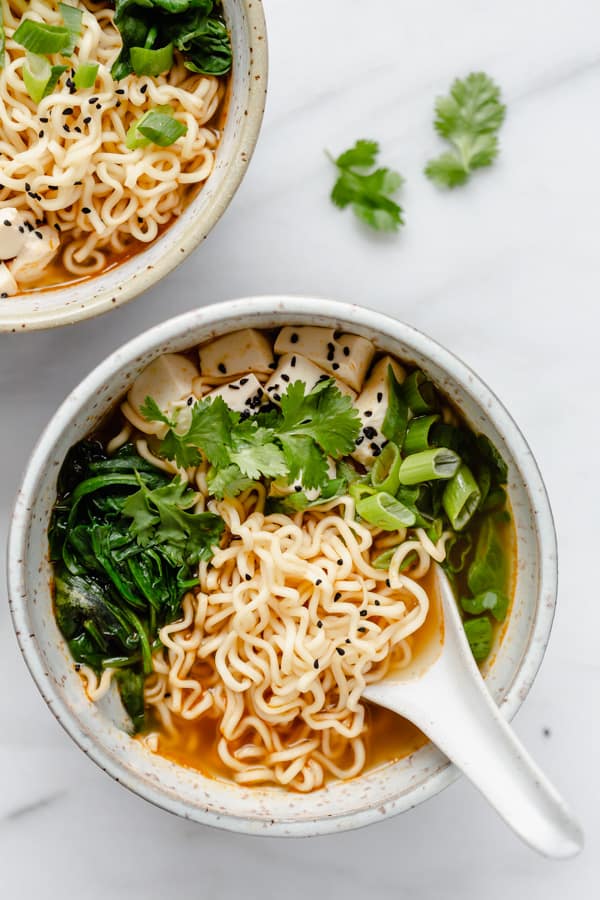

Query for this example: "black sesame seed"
[116,101,121,108]
[48,185,58,191]
[345,638,351,644]
[96,103,101,110]
[317,374,329,382]
[281,373,290,382]
[62,107,74,116]
[336,647,345,656]
[372,446,382,457]
[3,219,10,227]
[273,393,281,402]
[38,130,44,138]
[374,599,380,606]
[315,579,322,586]
[81,207,91,214]
[290,332,299,343]
[290,355,297,367]
[332,362,340,371]
[294,485,302,492]
[89,97,98,104]
[74,126,82,134]
[268,361,277,369]
[34,230,43,239]
[240,377,248,385]
[25,182,31,191]
[63,124,70,132]
[187,396,193,406]
[116,88,125,95]
[377,392,383,403]
[327,342,335,353]
[385,578,391,587]
[334,592,341,602]
[218,363,227,374]
[228,383,240,390]
[343,346,350,356]
[359,609,367,617]
[74,180,82,185]
[317,620,323,628]
[245,573,251,581]
[358,626,367,633]
[355,436,364,446]
[39,117,48,124]
[0,292,7,299]
[337,558,343,566]
[363,426,377,439]
[327,349,335,362]
[83,116,92,125]
[140,84,148,94]
[313,659,319,669]
[74,663,81,672]
[18,226,24,233]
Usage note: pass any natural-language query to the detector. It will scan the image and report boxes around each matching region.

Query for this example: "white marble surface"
[1,0,599,894]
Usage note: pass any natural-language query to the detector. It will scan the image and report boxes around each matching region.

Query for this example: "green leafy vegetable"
[461,589,509,623]
[425,72,506,188]
[50,441,224,731]
[328,139,404,232]
[463,616,493,661]
[112,0,232,81]
[143,378,361,496]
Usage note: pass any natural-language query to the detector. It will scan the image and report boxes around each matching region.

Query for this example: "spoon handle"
[366,567,583,858]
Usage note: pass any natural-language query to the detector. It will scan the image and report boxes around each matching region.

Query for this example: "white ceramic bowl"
[0,1,267,333]
[7,297,558,835]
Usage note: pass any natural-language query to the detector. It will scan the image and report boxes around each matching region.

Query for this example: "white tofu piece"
[271,458,337,502]
[0,208,27,260]
[274,326,375,392]
[0,262,18,297]
[263,354,356,403]
[8,225,59,284]
[199,328,274,379]
[128,353,199,421]
[202,374,264,414]
[351,356,406,466]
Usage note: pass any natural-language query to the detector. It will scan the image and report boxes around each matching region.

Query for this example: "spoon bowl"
[363,565,584,858]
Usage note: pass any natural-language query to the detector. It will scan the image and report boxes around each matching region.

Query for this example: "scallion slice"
[74,61,99,90]
[371,441,401,494]
[403,414,440,455]
[130,43,174,77]
[397,447,460,486]
[13,19,71,55]
[442,463,481,530]
[23,53,67,103]
[59,3,83,56]
[356,492,416,530]
[126,106,187,150]
[402,370,438,415]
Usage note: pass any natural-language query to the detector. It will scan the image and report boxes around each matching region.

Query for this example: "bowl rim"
[0,0,268,333]
[7,296,558,835]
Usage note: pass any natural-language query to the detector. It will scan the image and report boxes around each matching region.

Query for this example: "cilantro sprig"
[425,72,506,189]
[141,378,361,498]
[328,139,404,232]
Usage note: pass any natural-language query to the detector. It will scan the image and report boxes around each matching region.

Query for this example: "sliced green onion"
[13,19,71,55]
[402,370,437,415]
[442,463,481,530]
[382,365,408,446]
[126,106,187,149]
[130,43,174,77]
[425,516,443,543]
[372,547,418,571]
[398,448,460,486]
[357,492,416,530]
[349,480,376,504]
[23,53,67,103]
[461,589,509,623]
[59,3,83,55]
[463,616,493,661]
[371,442,401,494]
[467,517,507,595]
[74,61,99,90]
[403,414,440,455]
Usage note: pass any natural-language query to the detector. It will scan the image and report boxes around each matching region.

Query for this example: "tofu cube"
[202,375,264,415]
[8,225,59,284]
[263,353,356,404]
[129,353,199,421]
[0,262,18,297]
[274,326,375,392]
[199,329,274,379]
[271,458,338,502]
[351,356,406,466]
[0,208,27,260]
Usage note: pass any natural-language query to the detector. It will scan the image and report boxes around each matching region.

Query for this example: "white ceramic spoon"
[363,566,583,858]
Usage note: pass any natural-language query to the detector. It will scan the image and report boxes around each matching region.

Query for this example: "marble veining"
[0,0,598,896]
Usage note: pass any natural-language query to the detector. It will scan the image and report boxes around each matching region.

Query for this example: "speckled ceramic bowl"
[0,1,267,333]
[7,297,558,835]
